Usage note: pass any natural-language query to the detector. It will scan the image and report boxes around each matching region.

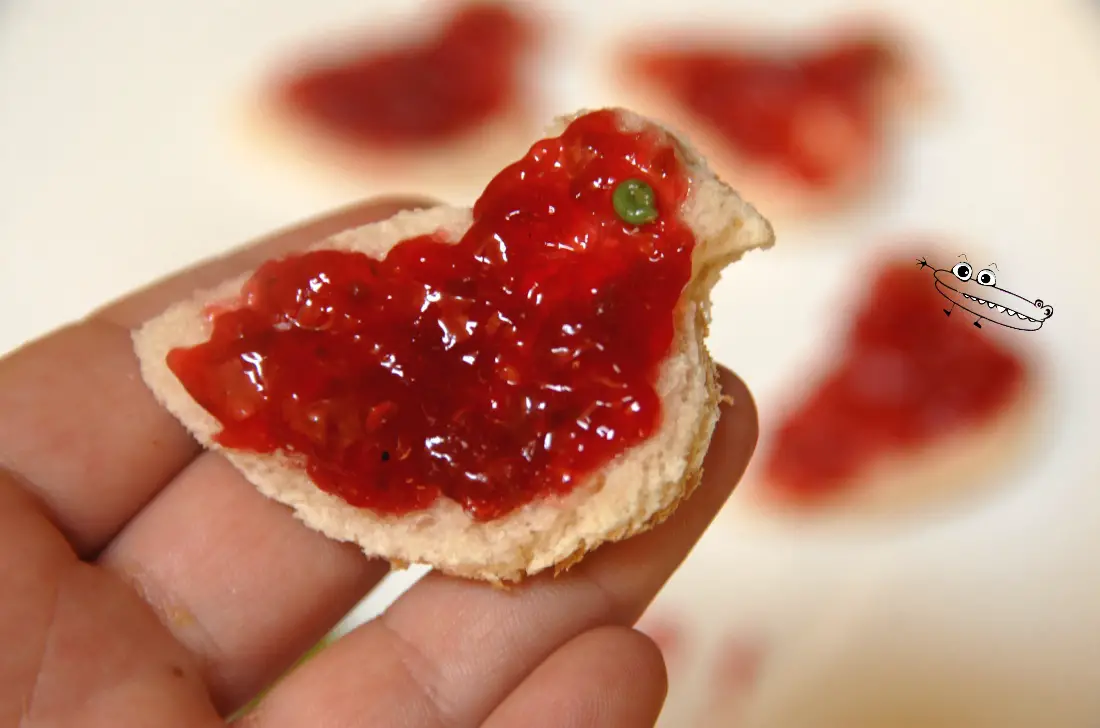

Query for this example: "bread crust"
[133,108,774,583]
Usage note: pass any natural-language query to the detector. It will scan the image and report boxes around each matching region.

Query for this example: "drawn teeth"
[986,302,996,308]
[995,305,1006,312]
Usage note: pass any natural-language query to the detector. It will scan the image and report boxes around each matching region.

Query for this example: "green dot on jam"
[612,179,658,226]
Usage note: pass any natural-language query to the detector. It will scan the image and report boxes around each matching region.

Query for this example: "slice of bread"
[730,382,1037,528]
[234,3,545,201]
[132,108,775,584]
[724,246,1039,528]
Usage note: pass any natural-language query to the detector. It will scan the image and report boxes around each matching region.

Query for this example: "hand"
[0,197,759,728]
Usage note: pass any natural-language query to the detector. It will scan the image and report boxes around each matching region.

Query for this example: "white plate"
[4,1,1100,725]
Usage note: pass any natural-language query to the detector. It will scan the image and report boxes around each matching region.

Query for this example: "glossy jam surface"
[168,110,694,521]
[632,36,896,188]
[763,259,1026,502]
[277,3,532,147]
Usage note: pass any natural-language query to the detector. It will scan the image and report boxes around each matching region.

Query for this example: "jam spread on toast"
[168,110,695,520]
[628,35,897,189]
[762,258,1026,502]
[274,3,532,148]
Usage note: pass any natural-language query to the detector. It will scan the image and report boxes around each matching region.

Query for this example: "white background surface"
[4,1,1100,725]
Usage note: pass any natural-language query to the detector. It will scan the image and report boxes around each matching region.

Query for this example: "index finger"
[0,196,437,556]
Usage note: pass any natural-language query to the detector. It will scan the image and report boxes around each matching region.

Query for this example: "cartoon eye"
[951,262,972,281]
[1041,304,1053,318]
[975,268,997,286]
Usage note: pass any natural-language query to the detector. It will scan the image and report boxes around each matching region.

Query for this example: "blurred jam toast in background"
[2,0,1098,725]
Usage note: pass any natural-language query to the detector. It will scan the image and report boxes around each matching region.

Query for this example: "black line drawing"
[916,255,1053,331]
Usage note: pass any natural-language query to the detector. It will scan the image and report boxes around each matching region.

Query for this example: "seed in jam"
[613,179,659,225]
[167,110,695,522]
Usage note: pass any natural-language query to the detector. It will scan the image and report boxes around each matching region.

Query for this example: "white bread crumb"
[132,108,775,584]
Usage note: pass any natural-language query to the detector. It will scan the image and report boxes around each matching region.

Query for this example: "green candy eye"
[612,179,658,226]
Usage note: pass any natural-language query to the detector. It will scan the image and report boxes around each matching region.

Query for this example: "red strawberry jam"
[628,35,898,188]
[167,110,695,521]
[275,2,533,148]
[763,257,1026,503]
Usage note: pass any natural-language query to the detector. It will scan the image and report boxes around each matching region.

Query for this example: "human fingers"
[97,454,391,714]
[0,471,222,728]
[480,625,668,728]
[240,366,757,728]
[0,196,436,556]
